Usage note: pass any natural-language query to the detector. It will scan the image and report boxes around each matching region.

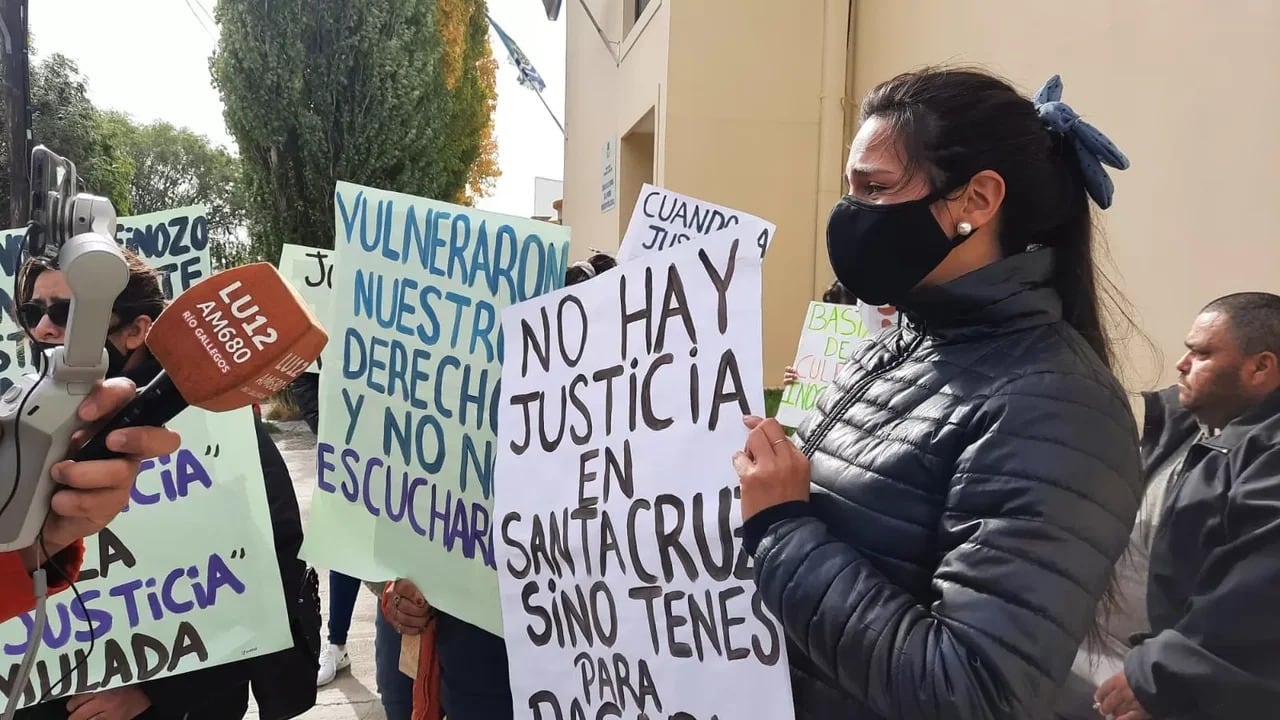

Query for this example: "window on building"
[624,0,652,38]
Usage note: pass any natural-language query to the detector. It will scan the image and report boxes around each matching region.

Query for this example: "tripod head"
[0,145,128,551]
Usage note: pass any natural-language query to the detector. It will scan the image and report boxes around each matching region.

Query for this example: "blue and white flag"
[486,13,547,93]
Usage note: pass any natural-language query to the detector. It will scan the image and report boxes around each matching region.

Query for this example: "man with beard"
[1088,292,1280,719]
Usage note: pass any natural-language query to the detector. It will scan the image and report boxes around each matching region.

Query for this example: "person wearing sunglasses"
[14,251,320,720]
[17,254,166,377]
[4,250,185,628]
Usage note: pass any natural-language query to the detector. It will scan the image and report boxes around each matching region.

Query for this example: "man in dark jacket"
[1095,292,1280,719]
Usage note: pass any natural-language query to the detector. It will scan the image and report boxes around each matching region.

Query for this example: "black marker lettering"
[708,349,749,432]
[619,269,654,358]
[575,449,601,520]
[654,264,696,352]
[697,238,739,334]
[654,494,699,583]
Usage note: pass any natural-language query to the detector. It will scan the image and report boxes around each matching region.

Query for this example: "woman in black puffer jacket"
[734,68,1144,720]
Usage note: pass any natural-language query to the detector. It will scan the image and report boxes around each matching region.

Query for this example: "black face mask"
[29,322,136,377]
[105,340,136,378]
[826,192,968,307]
[29,340,56,373]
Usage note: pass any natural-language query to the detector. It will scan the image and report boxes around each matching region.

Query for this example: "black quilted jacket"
[745,249,1143,720]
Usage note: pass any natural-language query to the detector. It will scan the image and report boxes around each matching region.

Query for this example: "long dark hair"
[861,67,1125,369]
[822,280,856,306]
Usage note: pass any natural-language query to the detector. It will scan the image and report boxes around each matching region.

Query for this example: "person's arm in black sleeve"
[748,372,1142,720]
[288,373,320,436]
[136,418,307,714]
[246,412,322,719]
[253,415,305,596]
[1124,446,1280,718]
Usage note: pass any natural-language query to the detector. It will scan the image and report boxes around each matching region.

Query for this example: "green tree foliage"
[117,120,243,231]
[0,53,135,219]
[439,0,500,206]
[116,116,255,269]
[212,0,500,261]
[88,111,139,216]
[0,50,250,266]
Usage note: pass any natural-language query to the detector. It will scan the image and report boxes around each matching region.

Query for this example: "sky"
[28,0,566,218]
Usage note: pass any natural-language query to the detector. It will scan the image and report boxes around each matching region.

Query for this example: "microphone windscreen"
[146,262,328,411]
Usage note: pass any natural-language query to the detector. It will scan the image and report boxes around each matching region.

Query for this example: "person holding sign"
[14,253,319,720]
[0,380,181,623]
[373,250,623,720]
[287,371,366,690]
[782,280,857,386]
[733,68,1143,720]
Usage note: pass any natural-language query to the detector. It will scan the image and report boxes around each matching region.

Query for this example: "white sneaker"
[316,643,350,686]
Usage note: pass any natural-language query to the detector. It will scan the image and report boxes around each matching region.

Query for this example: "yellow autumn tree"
[214,0,500,257]
[439,0,500,206]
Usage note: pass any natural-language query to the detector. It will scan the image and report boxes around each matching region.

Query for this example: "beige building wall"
[563,0,1280,394]
[561,0,670,252]
[849,0,1280,396]
[562,0,844,380]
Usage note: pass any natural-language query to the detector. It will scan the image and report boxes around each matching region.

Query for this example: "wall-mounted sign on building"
[600,137,617,212]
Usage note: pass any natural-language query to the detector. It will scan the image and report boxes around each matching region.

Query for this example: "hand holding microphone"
[74,262,329,460]
[21,380,182,569]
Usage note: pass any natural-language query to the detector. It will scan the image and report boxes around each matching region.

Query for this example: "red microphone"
[74,262,328,460]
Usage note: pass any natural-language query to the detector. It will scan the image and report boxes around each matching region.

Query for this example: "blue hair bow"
[1033,75,1130,210]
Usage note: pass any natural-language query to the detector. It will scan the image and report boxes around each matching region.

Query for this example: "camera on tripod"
[0,146,130,552]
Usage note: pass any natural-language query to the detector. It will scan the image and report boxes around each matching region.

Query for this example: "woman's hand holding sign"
[734,416,810,521]
[383,578,432,635]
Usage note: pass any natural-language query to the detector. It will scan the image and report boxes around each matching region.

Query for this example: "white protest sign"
[776,302,870,427]
[0,227,34,387]
[617,183,775,263]
[495,234,795,720]
[0,408,292,707]
[278,244,334,374]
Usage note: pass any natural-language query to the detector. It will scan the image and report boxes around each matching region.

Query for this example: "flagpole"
[533,86,567,138]
[484,12,564,137]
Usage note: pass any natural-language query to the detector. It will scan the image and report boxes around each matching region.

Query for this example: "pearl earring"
[957,221,973,236]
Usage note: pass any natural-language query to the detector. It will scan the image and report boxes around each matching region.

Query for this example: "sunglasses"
[19,299,70,329]
[17,300,148,332]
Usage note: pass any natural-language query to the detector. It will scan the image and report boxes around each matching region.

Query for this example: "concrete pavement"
[246,420,388,720]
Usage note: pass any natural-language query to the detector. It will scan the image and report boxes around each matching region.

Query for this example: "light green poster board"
[301,181,570,635]
[0,407,292,707]
[114,206,214,298]
[0,206,212,391]
[277,244,335,374]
